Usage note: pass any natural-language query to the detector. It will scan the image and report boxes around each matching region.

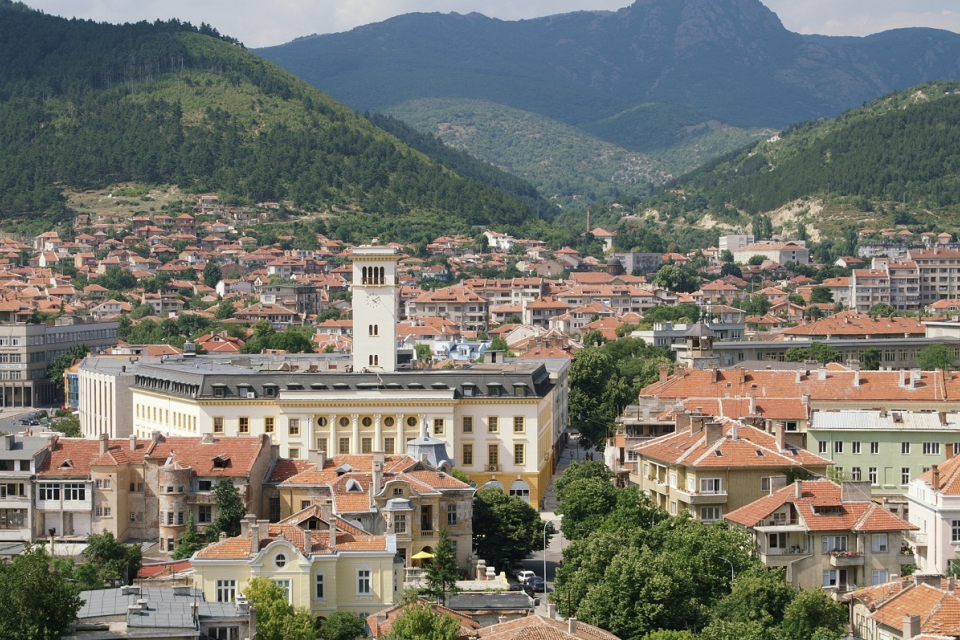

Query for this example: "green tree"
[642,631,695,640]
[569,348,617,448]
[720,250,734,263]
[203,261,222,288]
[711,566,797,630]
[556,476,618,540]
[861,347,881,370]
[207,479,246,539]
[82,531,142,586]
[215,299,236,320]
[778,588,847,640]
[53,413,82,437]
[415,343,433,365]
[0,546,83,640]
[318,610,366,640]
[651,264,700,293]
[130,302,156,319]
[917,343,954,371]
[473,487,546,571]
[699,619,769,640]
[809,286,833,304]
[245,577,316,640]
[46,343,89,394]
[740,294,771,316]
[868,302,897,318]
[748,255,766,266]
[720,262,742,278]
[172,514,206,560]
[424,528,462,605]
[384,602,462,640]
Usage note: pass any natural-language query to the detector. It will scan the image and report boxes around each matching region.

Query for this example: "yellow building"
[192,509,401,619]
[631,414,832,522]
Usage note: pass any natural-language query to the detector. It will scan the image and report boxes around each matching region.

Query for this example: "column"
[351,413,359,455]
[419,414,428,438]
[329,414,337,454]
[374,414,382,451]
[397,414,404,454]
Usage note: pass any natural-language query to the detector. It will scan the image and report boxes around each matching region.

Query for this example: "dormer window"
[213,454,230,469]
[59,459,73,469]
[346,479,363,492]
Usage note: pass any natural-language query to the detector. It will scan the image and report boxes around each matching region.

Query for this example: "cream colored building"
[192,509,401,619]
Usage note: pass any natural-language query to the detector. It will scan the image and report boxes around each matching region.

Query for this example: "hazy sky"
[26,0,960,48]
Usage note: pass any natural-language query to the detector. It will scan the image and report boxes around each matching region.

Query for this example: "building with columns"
[124,246,569,508]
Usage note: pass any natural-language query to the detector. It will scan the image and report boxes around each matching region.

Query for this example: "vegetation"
[80,531,143,587]
[424,528,462,605]
[917,344,955,371]
[384,602,462,640]
[317,611,367,640]
[0,546,83,640]
[472,487,546,571]
[205,479,246,539]
[46,343,89,394]
[784,342,842,365]
[245,577,316,640]
[173,514,206,560]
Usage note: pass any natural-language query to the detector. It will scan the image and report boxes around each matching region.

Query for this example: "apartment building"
[405,285,489,333]
[0,434,51,542]
[0,318,118,407]
[849,574,960,640]
[725,479,917,594]
[732,241,809,265]
[907,454,960,575]
[631,416,831,523]
[850,269,891,313]
[909,246,960,305]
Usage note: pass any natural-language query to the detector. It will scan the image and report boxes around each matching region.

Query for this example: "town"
[1,193,960,639]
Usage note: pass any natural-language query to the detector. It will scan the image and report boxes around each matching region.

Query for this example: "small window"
[340,416,351,428]
[488,416,499,433]
[384,437,395,454]
[462,416,473,433]
[275,553,287,568]
[265,417,274,433]
[818,441,828,454]
[289,418,300,436]
[362,416,373,427]
[315,574,325,600]
[514,443,525,466]
[289,447,301,458]
[239,417,249,434]
[406,416,418,427]
[361,438,372,454]
[852,441,861,455]
[462,444,473,466]
[213,417,224,434]
[870,442,879,454]
[902,442,910,455]
[339,437,350,454]
[513,416,524,433]
[433,418,444,436]
[834,441,843,454]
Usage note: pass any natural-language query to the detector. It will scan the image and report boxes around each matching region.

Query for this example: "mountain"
[0,2,548,237]
[257,0,960,198]
[644,81,960,236]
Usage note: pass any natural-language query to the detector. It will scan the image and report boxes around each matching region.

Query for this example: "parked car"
[524,577,546,593]
[515,570,537,585]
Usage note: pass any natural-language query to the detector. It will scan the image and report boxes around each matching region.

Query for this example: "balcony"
[906,531,927,546]
[676,488,728,505]
[829,552,864,567]
[187,493,217,505]
[899,553,916,565]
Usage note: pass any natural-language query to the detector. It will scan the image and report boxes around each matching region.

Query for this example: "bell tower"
[352,246,400,373]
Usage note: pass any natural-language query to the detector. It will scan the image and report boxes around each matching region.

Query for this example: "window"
[167,512,175,525]
[872,569,888,585]
[213,417,224,434]
[822,535,848,553]
[488,417,499,433]
[315,574,325,600]
[447,503,457,526]
[902,467,911,485]
[342,416,353,428]
[289,447,300,459]
[818,441,828,454]
[216,579,236,603]
[317,438,328,453]
[760,477,771,492]
[823,570,843,588]
[852,441,861,455]
[317,416,328,428]
[871,441,880,454]
[951,520,960,542]
[394,514,406,533]
[462,417,473,433]
[924,442,941,455]
[852,467,862,481]
[239,417,249,434]
[433,418,444,436]
[488,444,499,467]
[199,505,212,523]
[700,507,721,521]
[273,579,291,604]
[361,438,372,454]
[669,472,677,488]
[289,418,300,436]
[872,534,888,553]
[700,478,722,494]
[869,467,878,485]
[384,437,395,455]
[462,444,473,466]
[198,480,212,491]
[361,416,373,427]
[902,442,910,455]
[39,484,60,501]
[514,443,525,466]
[513,416,524,433]
[834,441,844,454]
[406,416,417,428]
[63,484,85,500]
[393,487,403,497]
[358,569,371,595]
[339,438,350,454]
[177,511,184,525]
[670,501,677,515]
[275,553,287,568]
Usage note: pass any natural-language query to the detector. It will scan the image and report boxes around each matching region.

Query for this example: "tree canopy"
[472,487,546,572]
[384,603,462,640]
[0,545,83,640]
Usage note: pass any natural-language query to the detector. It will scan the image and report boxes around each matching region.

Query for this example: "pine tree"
[424,528,462,605]
[172,513,206,559]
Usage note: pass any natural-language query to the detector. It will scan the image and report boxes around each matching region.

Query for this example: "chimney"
[498,615,507,624]
[240,513,257,536]
[776,425,786,452]
[371,453,384,508]
[659,364,670,382]
[98,433,108,456]
[801,394,810,407]
[840,481,872,503]
[903,614,921,639]
[899,370,907,387]
[129,434,137,451]
[319,499,333,522]
[308,449,326,470]
[710,367,719,383]
[795,369,803,384]
[932,464,941,490]
[914,573,942,589]
[704,422,724,446]
[303,529,311,555]
[948,442,955,460]
[730,421,739,441]
[795,480,803,499]
[817,367,827,381]
[569,618,578,634]
[853,370,860,387]
[748,395,757,415]
[329,515,337,550]
[249,524,260,555]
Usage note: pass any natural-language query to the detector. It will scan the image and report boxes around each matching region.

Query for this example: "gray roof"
[810,409,960,431]
[406,434,454,469]
[77,586,246,630]
[684,323,716,338]
[0,435,50,460]
[446,591,535,612]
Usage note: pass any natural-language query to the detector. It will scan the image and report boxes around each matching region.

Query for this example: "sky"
[25,0,960,49]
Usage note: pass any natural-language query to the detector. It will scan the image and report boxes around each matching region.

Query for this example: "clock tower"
[352,246,400,373]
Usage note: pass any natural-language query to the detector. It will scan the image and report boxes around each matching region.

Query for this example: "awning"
[411,551,434,560]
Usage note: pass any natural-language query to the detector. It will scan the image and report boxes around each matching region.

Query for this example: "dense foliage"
[245,577,316,640]
[0,6,539,232]
[384,603,462,640]
[0,546,83,640]
[472,487,546,571]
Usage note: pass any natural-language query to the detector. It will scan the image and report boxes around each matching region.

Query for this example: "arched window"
[379,267,385,284]
[509,480,531,503]
[361,266,367,284]
[369,354,379,367]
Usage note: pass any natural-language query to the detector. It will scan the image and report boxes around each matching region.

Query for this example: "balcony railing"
[829,551,864,567]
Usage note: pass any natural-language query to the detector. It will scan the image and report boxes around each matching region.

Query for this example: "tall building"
[352,246,400,373]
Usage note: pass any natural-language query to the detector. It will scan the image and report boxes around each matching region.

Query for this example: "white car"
[516,570,537,584]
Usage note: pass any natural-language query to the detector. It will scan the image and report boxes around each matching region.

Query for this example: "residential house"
[725,479,917,594]
[907,453,960,575]
[849,574,960,640]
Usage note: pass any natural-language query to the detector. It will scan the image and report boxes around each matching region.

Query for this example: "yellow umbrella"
[411,551,434,560]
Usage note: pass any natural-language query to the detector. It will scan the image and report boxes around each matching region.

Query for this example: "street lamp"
[719,556,735,584]
[543,515,563,611]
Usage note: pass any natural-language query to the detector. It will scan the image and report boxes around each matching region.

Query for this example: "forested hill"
[0,3,542,229]
[645,81,960,227]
